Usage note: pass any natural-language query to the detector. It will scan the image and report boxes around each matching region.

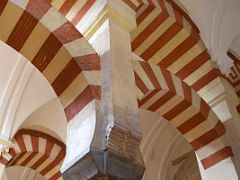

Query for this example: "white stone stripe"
[136,3,148,18]
[25,153,43,167]
[12,140,21,153]
[131,8,160,40]
[10,0,29,9]
[51,0,65,10]
[59,73,88,108]
[35,158,52,172]
[150,64,169,90]
[155,95,183,115]
[183,60,213,86]
[23,135,32,151]
[171,106,199,127]
[66,0,87,21]
[168,41,205,74]
[15,152,32,165]
[64,38,95,57]
[40,7,67,32]
[134,62,155,90]
[136,86,144,99]
[148,29,189,65]
[141,89,167,109]
[196,138,225,160]
[49,144,61,160]
[191,89,201,110]
[207,110,218,127]
[184,120,212,142]
[135,17,174,55]
[38,137,47,155]
[172,75,184,97]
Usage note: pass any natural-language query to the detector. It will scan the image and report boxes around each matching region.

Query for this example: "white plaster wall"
[179,0,240,74]
[19,98,67,142]
[61,100,96,173]
[0,41,67,143]
[139,109,193,180]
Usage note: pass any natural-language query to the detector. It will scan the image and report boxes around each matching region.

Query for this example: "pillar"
[62,1,145,179]
[198,77,240,178]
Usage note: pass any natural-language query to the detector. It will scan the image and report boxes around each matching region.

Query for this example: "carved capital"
[108,126,143,165]
[63,126,145,180]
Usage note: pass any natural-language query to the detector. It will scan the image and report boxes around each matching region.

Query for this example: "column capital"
[83,0,137,40]
[63,126,145,179]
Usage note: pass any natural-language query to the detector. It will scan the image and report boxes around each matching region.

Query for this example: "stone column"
[210,79,240,176]
[62,1,145,179]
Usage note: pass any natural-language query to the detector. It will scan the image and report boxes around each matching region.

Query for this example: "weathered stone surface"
[63,149,145,180]
[63,126,145,180]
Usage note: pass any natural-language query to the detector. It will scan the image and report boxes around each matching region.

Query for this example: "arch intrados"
[134,60,232,169]
[0,1,100,121]
[6,129,65,179]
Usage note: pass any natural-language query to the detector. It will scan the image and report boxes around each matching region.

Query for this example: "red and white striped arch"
[127,0,223,99]
[46,0,224,108]
[133,60,233,169]
[0,0,101,122]
[226,50,240,112]
[0,129,65,180]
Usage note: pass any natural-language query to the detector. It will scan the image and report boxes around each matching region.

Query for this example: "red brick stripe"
[140,62,161,89]
[26,0,51,20]
[40,149,65,175]
[161,67,176,93]
[132,11,169,51]
[21,152,38,166]
[52,59,82,96]
[135,72,149,94]
[158,28,200,68]
[71,0,96,26]
[59,0,77,15]
[192,69,221,91]
[75,53,101,70]
[31,155,48,170]
[176,50,210,79]
[31,136,39,152]
[64,85,98,121]
[0,0,8,15]
[191,129,219,150]
[122,0,138,11]
[141,22,182,61]
[6,11,38,51]
[201,146,233,169]
[137,5,155,25]
[147,91,175,111]
[227,51,240,65]
[53,22,83,44]
[163,100,190,120]
[138,89,160,107]
[49,171,62,180]
[15,135,27,152]
[182,81,192,103]
[32,33,62,72]
[178,113,205,134]
[44,140,54,157]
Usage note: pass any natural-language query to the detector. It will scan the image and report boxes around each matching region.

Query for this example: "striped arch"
[226,50,240,112]
[124,0,222,98]
[133,60,233,169]
[0,0,101,122]
[1,129,65,180]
